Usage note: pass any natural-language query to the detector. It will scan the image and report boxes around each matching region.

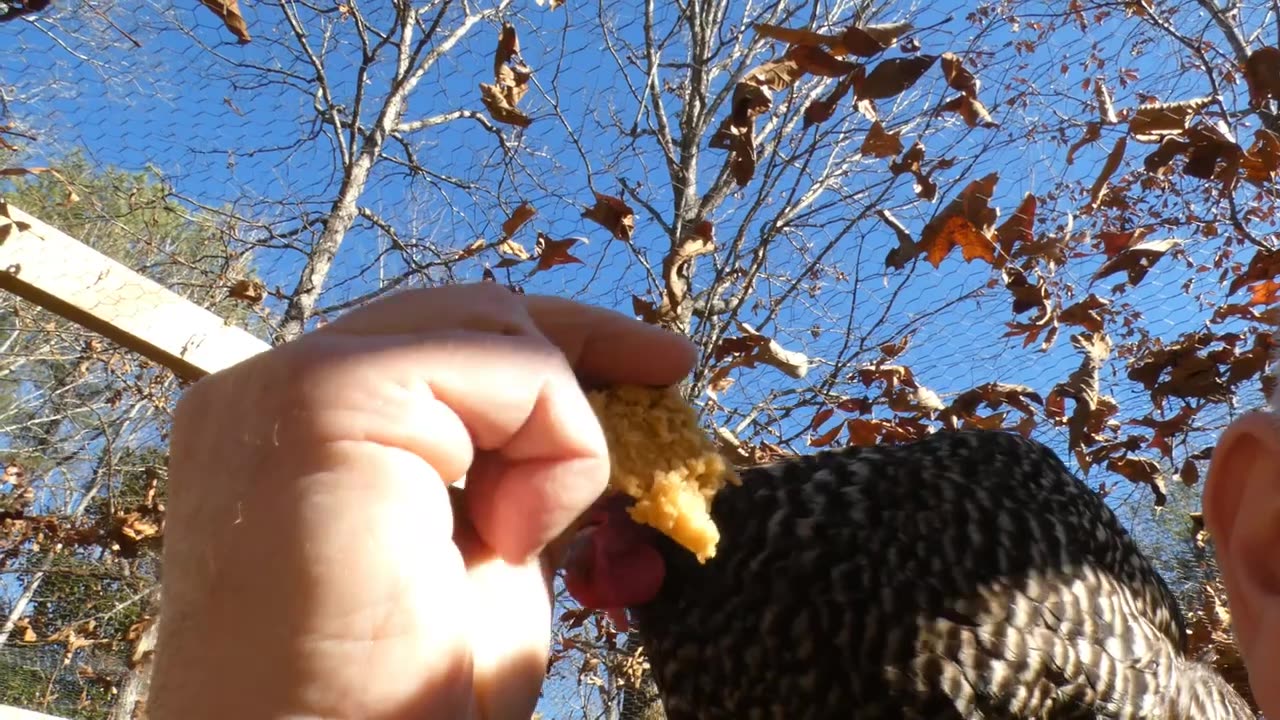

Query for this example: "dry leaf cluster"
[709,20,999,187]
[481,24,535,128]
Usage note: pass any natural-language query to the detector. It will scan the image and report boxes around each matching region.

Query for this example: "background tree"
[0,154,262,719]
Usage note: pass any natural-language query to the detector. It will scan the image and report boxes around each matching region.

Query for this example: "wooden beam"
[0,708,67,720]
[0,206,272,720]
[0,202,271,380]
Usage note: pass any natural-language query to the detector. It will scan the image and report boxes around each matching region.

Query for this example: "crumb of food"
[586,385,739,563]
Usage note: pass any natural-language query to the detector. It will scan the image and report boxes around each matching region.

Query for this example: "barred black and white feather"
[631,430,1255,719]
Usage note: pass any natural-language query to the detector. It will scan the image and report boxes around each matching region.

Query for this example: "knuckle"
[267,336,350,408]
[482,331,562,381]
[456,282,537,337]
[462,279,520,309]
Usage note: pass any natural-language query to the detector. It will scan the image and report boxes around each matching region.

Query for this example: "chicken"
[562,429,1257,719]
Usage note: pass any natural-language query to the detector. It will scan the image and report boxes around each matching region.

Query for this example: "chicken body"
[615,430,1255,719]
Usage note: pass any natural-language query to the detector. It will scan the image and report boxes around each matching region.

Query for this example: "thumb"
[453,490,556,720]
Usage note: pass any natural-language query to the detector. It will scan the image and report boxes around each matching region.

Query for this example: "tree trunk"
[109,605,159,720]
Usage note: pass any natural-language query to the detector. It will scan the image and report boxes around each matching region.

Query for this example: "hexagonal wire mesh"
[2,0,1274,716]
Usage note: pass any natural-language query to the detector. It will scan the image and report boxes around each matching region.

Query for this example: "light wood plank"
[0,202,271,380]
[0,708,67,720]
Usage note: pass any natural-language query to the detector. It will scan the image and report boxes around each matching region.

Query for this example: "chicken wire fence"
[537,652,667,720]
[0,643,129,718]
[1,0,1274,716]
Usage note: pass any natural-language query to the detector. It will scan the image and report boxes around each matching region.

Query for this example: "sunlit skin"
[1205,408,1280,718]
[149,282,695,720]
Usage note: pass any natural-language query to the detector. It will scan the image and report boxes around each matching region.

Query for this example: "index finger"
[463,295,697,561]
[308,284,699,560]
[319,283,698,388]
[522,293,698,388]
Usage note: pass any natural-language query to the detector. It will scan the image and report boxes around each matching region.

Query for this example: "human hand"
[1206,409,1280,718]
[149,283,696,719]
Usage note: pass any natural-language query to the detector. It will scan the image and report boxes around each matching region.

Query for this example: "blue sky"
[4,0,1278,715]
